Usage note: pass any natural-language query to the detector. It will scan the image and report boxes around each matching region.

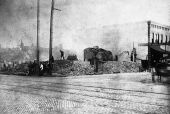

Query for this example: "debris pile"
[0,63,29,75]
[102,61,120,74]
[15,63,29,73]
[53,60,73,71]
[52,60,73,75]
[69,61,94,76]
[0,60,141,76]
[53,60,140,76]
[102,61,141,74]
[53,60,94,76]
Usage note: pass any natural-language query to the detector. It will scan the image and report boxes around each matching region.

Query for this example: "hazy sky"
[0,0,169,53]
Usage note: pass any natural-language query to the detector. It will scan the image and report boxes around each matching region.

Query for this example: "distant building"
[149,21,170,48]
[19,40,30,52]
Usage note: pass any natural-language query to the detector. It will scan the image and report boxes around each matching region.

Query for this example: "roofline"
[78,20,170,31]
[102,20,170,29]
[147,20,170,28]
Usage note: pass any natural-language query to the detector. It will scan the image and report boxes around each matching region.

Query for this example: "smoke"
[0,0,36,47]
[0,0,169,60]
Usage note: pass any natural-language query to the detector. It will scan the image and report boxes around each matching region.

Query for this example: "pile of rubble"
[0,60,141,76]
[53,60,73,71]
[69,61,94,76]
[53,60,94,76]
[53,60,141,76]
[101,61,120,74]
[15,63,29,73]
[0,62,29,75]
[102,61,141,74]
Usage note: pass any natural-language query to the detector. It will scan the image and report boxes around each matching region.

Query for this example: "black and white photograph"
[0,0,170,113]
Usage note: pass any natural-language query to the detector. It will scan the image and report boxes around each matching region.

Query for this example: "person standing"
[40,63,44,76]
[60,50,64,60]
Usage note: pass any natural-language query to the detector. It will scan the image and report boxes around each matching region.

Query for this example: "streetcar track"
[0,79,170,102]
[0,85,83,103]
[0,73,162,86]
[2,76,170,96]
[0,82,169,108]
[0,74,170,113]
[0,85,148,114]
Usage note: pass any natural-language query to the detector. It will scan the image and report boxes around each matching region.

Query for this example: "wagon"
[155,62,170,81]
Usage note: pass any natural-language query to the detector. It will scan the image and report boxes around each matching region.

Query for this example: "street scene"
[0,0,170,113]
[0,73,170,114]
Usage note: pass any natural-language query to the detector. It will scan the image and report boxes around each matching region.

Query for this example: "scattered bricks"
[53,60,94,76]
[53,60,141,76]
[53,60,73,70]
[1,63,29,75]
[69,61,94,76]
[2,60,141,76]
[52,60,73,75]
[102,61,141,74]
[102,61,119,74]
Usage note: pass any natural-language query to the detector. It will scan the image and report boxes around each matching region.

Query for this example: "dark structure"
[67,54,78,61]
[84,46,113,65]
[130,48,137,62]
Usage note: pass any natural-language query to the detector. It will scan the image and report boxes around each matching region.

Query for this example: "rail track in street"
[0,73,170,113]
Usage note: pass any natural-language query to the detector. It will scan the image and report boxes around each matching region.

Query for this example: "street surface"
[0,73,170,114]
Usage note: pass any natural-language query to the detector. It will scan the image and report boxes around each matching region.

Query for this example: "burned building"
[84,46,113,65]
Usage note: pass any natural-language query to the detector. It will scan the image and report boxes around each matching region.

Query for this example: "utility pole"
[147,21,151,72]
[49,0,54,64]
[36,0,40,75]
[49,0,61,75]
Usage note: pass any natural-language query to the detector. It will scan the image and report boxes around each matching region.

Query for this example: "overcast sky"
[0,0,169,54]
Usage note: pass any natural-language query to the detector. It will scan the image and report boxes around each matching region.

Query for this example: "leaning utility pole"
[49,0,61,75]
[36,0,40,75]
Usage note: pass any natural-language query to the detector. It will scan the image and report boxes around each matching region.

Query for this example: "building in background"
[85,21,170,61]
[149,21,170,49]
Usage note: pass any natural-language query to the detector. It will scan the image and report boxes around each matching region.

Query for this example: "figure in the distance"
[60,50,64,60]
